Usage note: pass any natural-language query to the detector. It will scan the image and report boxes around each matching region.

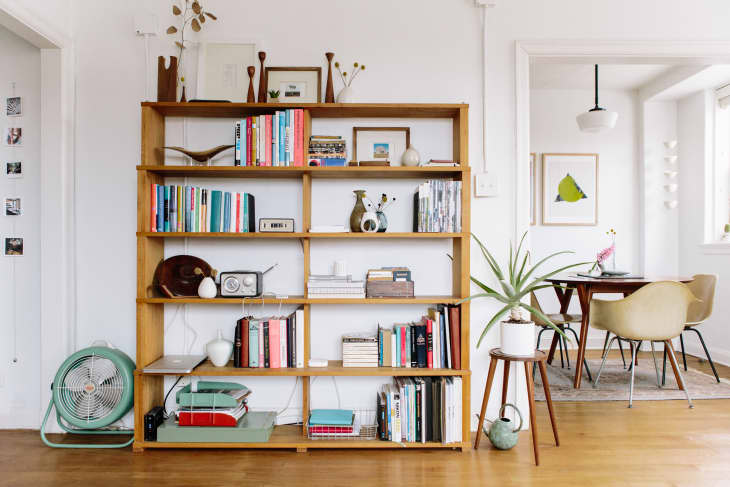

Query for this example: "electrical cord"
[163,376,183,419]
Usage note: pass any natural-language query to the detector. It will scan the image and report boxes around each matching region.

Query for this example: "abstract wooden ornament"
[257,51,267,103]
[157,56,178,102]
[247,66,256,103]
[163,145,234,163]
[325,52,335,103]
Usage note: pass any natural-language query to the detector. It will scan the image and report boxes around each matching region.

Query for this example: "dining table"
[544,274,694,389]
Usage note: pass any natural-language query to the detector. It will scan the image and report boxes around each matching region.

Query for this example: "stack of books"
[234,109,305,166]
[377,377,462,444]
[308,409,360,438]
[377,305,461,369]
[150,184,255,233]
[308,135,347,166]
[307,274,366,299]
[175,382,251,427]
[232,308,304,368]
[342,334,379,367]
[413,180,462,232]
[366,267,414,298]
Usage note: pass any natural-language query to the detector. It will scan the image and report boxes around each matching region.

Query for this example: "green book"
[249,320,259,367]
[210,190,222,232]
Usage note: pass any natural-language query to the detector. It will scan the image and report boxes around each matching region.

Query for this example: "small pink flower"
[597,245,614,264]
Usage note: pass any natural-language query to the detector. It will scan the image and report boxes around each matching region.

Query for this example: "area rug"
[533,359,730,402]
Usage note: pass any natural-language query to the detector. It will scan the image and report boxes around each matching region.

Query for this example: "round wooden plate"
[154,255,212,298]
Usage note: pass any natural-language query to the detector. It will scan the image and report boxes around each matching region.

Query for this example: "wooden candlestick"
[257,51,267,103]
[157,56,178,102]
[325,52,335,103]
[247,66,256,103]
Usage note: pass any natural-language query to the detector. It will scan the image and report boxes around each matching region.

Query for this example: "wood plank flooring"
[3,351,730,486]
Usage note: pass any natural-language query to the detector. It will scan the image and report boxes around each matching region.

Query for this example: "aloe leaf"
[519,303,570,342]
[499,279,517,298]
[472,233,504,280]
[476,304,512,348]
[456,292,511,306]
[512,231,527,278]
[470,275,499,295]
[524,261,593,290]
[517,250,574,288]
[516,250,529,283]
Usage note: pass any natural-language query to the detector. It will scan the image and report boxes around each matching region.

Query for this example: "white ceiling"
[530,64,676,91]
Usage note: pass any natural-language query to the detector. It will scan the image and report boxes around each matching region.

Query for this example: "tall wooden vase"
[247,66,256,103]
[257,51,267,103]
[325,52,335,103]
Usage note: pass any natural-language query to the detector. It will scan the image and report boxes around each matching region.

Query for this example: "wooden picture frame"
[530,152,537,225]
[265,67,322,103]
[352,127,410,165]
[542,153,598,226]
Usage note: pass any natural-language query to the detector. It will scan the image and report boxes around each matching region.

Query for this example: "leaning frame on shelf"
[134,102,471,452]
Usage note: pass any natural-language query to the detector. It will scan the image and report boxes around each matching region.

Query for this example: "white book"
[234,121,241,165]
[295,308,304,367]
[272,112,279,166]
[280,319,287,368]
[443,307,451,369]
[420,379,426,443]
[455,377,462,442]
[241,119,247,166]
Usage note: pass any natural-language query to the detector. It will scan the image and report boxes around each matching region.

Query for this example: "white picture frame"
[542,153,598,226]
[196,41,258,102]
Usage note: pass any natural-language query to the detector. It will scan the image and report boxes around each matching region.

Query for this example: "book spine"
[266,114,272,166]
[405,325,412,368]
[249,321,259,368]
[150,184,157,232]
[234,321,242,368]
[269,319,279,368]
[272,112,279,166]
[296,308,304,367]
[241,119,247,166]
[246,117,252,166]
[263,321,270,368]
[156,185,164,232]
[241,319,249,368]
[234,120,241,166]
[258,321,264,367]
[280,319,287,368]
[295,108,303,166]
[169,185,177,233]
[400,326,406,368]
[235,193,241,233]
[252,117,257,166]
[163,186,170,232]
[426,319,433,368]
[279,111,285,164]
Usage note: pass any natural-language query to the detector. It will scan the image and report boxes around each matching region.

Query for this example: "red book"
[265,114,272,166]
[400,326,406,368]
[241,318,249,368]
[426,318,433,369]
[151,184,157,232]
[448,306,461,370]
[294,109,303,166]
[177,410,243,427]
[246,117,252,166]
[308,425,354,434]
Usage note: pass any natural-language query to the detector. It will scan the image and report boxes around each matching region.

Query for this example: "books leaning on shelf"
[412,179,462,233]
[232,308,305,368]
[307,274,366,299]
[234,109,305,167]
[378,305,461,370]
[308,135,347,167]
[342,334,379,367]
[150,184,255,233]
[377,376,462,444]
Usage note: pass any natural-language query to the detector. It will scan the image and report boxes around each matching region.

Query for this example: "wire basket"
[307,409,378,441]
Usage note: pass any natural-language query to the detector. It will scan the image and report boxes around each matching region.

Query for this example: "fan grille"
[57,353,125,424]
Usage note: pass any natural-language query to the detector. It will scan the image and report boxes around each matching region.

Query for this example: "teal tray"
[157,411,276,443]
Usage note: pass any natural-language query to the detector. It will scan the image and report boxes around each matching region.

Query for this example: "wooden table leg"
[501,360,510,406]
[665,340,686,391]
[524,362,540,466]
[573,284,592,389]
[475,358,498,449]
[538,360,559,446]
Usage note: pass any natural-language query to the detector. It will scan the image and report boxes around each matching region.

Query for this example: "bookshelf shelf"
[134,101,471,452]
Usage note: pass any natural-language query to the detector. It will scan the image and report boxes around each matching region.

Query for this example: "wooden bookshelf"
[134,102,471,452]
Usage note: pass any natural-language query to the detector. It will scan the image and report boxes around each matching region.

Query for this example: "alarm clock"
[219,271,263,298]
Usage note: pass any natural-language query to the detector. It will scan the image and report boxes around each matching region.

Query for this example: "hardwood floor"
[3,351,730,486]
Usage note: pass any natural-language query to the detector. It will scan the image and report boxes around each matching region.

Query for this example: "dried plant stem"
[347,66,362,87]
[336,66,347,86]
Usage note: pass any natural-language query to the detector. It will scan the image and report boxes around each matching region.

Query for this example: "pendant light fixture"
[576,64,618,133]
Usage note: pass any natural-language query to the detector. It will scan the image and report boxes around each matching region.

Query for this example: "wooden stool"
[475,348,559,466]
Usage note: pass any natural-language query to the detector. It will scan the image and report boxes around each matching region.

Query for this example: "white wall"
[0,25,41,428]
[530,88,639,348]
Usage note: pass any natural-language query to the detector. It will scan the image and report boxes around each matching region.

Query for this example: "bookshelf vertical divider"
[134,102,471,452]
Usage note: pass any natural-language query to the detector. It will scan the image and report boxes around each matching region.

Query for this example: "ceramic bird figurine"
[555,173,588,202]
[163,145,234,164]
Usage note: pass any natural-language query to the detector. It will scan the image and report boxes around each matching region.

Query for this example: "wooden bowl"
[153,255,212,298]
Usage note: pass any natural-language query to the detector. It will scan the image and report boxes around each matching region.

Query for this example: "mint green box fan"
[40,344,135,448]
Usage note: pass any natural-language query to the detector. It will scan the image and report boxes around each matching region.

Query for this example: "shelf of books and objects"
[135,102,470,452]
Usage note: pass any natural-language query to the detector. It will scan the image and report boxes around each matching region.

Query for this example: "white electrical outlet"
[474,172,499,197]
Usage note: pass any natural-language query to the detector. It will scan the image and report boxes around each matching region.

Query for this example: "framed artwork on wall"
[6,161,22,179]
[352,127,410,165]
[4,236,23,256]
[196,41,258,101]
[530,152,536,225]
[542,153,598,226]
[265,67,321,103]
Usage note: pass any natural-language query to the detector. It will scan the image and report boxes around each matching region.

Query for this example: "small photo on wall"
[4,197,21,216]
[6,161,22,178]
[4,236,23,256]
[6,97,21,117]
[5,127,22,146]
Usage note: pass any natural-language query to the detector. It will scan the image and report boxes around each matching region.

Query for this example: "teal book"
[309,409,354,426]
[249,320,259,368]
[210,190,222,232]
[223,192,231,232]
[395,325,401,368]
[243,192,248,232]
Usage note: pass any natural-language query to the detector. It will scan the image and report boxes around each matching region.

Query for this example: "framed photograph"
[265,67,321,103]
[542,153,598,226]
[5,197,21,216]
[352,127,410,166]
[6,97,21,117]
[5,127,22,146]
[196,41,257,102]
[530,152,537,225]
[6,161,22,179]
[4,236,23,256]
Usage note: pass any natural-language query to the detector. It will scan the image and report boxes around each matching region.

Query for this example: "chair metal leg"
[594,335,618,388]
[617,337,627,368]
[662,345,667,386]
[562,334,571,369]
[566,326,592,382]
[628,340,639,408]
[602,331,610,356]
[680,333,687,371]
[650,341,662,388]
[558,332,565,368]
[686,327,720,383]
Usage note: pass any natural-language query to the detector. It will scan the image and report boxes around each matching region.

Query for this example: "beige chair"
[663,274,719,383]
[591,282,699,408]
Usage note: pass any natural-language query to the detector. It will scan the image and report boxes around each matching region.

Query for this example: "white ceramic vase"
[500,321,535,356]
[360,211,380,232]
[336,86,353,103]
[401,145,421,167]
[198,276,217,299]
[207,329,233,367]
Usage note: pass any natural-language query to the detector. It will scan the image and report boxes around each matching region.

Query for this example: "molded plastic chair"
[590,281,699,408]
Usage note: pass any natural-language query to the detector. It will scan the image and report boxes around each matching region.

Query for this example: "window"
[711,86,730,244]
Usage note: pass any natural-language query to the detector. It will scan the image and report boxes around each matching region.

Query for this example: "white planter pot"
[207,329,233,367]
[500,321,535,356]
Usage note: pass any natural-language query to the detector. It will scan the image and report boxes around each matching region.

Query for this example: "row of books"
[150,184,255,233]
[232,309,304,368]
[413,180,462,232]
[307,135,347,167]
[233,109,305,166]
[307,274,365,299]
[342,334,378,367]
[378,305,461,369]
[377,377,463,444]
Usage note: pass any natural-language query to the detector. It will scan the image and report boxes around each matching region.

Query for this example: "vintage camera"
[219,271,263,298]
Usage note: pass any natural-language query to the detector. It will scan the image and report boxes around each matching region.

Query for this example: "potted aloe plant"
[459,233,587,356]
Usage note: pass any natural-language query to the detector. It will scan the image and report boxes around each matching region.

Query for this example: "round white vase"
[336,86,353,103]
[207,329,233,367]
[401,146,421,166]
[198,276,217,298]
[500,321,535,356]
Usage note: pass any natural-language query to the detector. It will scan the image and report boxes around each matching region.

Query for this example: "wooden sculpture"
[257,51,267,103]
[325,52,335,103]
[247,66,256,103]
[157,56,178,102]
[163,145,234,163]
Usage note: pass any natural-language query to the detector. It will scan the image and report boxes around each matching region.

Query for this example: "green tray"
[157,411,276,443]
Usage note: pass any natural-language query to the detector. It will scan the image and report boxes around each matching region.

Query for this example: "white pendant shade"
[576,109,618,133]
